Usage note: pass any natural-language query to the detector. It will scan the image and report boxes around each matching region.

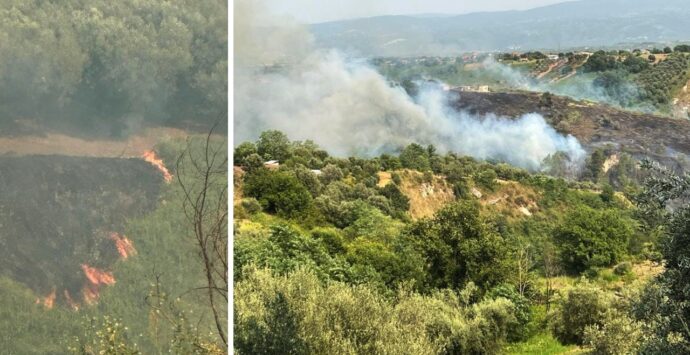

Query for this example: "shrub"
[405,201,510,291]
[243,169,312,218]
[613,262,633,276]
[488,284,533,342]
[311,228,346,255]
[552,281,612,345]
[475,169,498,191]
[391,172,402,185]
[554,206,634,274]
[399,143,430,171]
[379,183,410,215]
[584,310,642,355]
[234,267,516,355]
[240,198,262,215]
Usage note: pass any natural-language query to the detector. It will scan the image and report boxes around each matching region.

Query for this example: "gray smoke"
[481,58,655,113]
[234,0,586,171]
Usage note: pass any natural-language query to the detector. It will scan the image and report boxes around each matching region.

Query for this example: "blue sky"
[263,0,573,24]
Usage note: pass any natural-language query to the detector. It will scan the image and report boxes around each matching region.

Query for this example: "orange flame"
[108,232,137,259]
[43,288,56,309]
[81,264,116,286]
[142,150,172,182]
[80,264,115,305]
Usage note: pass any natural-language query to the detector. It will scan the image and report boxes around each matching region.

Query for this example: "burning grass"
[0,155,163,307]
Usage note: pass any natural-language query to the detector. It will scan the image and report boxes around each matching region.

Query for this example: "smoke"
[414,82,585,170]
[481,58,655,112]
[234,0,585,171]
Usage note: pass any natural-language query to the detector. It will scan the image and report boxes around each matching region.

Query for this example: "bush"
[240,198,262,215]
[235,267,516,355]
[379,183,410,216]
[391,172,402,185]
[613,262,633,276]
[488,284,533,342]
[311,228,346,255]
[584,310,642,355]
[475,169,498,191]
[405,201,510,291]
[243,169,312,218]
[554,206,634,274]
[552,281,611,345]
[399,143,430,171]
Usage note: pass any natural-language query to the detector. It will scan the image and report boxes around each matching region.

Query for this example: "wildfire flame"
[81,264,116,286]
[80,264,115,305]
[142,150,172,182]
[38,288,56,309]
[109,232,137,259]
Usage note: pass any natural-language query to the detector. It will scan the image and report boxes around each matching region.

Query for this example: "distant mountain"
[310,0,690,56]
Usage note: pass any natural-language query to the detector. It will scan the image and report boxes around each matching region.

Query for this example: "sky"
[262,0,573,24]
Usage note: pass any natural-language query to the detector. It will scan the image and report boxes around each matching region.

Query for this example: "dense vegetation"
[0,0,227,136]
[234,130,690,354]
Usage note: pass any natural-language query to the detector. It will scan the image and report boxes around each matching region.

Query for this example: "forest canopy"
[0,0,227,136]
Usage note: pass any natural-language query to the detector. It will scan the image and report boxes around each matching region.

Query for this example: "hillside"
[377,170,455,219]
[0,155,163,307]
[452,90,690,170]
[234,129,675,354]
[310,0,690,56]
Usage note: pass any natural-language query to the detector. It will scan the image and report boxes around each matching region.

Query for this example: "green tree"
[632,162,690,353]
[234,142,257,165]
[554,206,634,273]
[378,183,410,216]
[319,164,344,185]
[584,149,607,182]
[243,169,312,218]
[583,51,618,72]
[399,143,431,171]
[553,281,612,345]
[257,130,292,162]
[674,44,690,53]
[243,153,265,173]
[406,201,510,291]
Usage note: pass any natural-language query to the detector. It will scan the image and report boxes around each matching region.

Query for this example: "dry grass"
[0,127,188,157]
[233,166,245,204]
[480,180,540,219]
[379,170,455,220]
[377,171,392,187]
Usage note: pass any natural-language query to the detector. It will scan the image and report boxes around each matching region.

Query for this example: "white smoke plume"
[234,0,586,171]
[481,58,655,113]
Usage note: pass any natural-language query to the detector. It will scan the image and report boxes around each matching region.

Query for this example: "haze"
[264,0,571,23]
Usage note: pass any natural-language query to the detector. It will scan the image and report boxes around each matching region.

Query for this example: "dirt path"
[0,127,188,157]
[536,59,566,79]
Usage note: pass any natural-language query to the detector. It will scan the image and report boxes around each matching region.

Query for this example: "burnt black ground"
[453,90,690,170]
[0,155,163,303]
